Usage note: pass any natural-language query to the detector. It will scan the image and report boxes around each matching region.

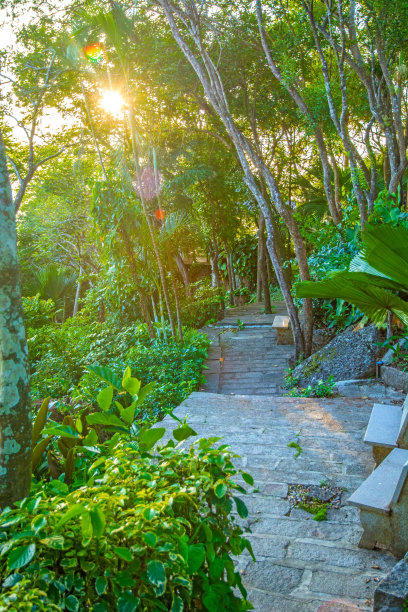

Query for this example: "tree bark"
[259,215,272,313]
[170,271,183,343]
[256,215,263,302]
[174,253,191,297]
[0,129,32,508]
[72,266,83,317]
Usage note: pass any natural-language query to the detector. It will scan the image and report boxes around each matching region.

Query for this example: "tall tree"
[0,129,31,508]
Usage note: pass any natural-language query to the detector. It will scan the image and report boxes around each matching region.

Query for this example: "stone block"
[374,558,408,612]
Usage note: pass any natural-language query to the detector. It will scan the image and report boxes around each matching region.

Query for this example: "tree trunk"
[170,271,183,343]
[0,130,32,508]
[210,227,222,289]
[120,224,155,339]
[72,266,83,317]
[224,246,235,305]
[256,215,263,302]
[174,253,191,297]
[128,107,177,339]
[260,222,272,314]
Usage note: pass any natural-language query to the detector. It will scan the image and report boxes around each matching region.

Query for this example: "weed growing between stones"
[287,484,344,521]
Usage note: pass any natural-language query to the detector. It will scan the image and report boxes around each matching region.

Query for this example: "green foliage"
[22,295,56,329]
[297,224,408,327]
[27,316,209,418]
[180,295,224,329]
[0,434,254,611]
[286,376,336,398]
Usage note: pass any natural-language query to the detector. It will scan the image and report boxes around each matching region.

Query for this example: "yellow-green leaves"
[97,386,113,412]
[122,366,141,396]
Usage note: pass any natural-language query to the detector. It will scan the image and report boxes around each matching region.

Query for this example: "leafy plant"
[297,224,408,328]
[0,430,255,611]
[286,376,336,398]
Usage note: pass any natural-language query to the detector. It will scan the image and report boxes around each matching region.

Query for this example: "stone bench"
[348,447,408,558]
[364,397,408,465]
[272,315,294,345]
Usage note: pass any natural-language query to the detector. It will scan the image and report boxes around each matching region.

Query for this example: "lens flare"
[99,90,125,117]
[84,43,104,64]
[155,209,165,221]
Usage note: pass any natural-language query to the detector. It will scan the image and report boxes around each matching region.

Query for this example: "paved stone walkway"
[201,302,295,396]
[169,304,402,611]
[164,393,397,612]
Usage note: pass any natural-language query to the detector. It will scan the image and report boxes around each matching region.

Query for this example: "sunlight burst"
[99,90,125,117]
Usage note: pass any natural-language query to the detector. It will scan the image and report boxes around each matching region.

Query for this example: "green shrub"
[23,295,56,329]
[27,319,209,419]
[0,435,254,611]
[180,296,224,329]
[286,376,336,398]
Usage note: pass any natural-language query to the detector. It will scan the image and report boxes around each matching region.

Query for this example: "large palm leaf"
[296,224,408,326]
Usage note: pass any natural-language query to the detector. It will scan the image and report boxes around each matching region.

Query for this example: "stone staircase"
[163,304,400,611]
[163,392,396,611]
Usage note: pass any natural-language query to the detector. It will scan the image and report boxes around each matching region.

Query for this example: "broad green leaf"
[139,427,165,451]
[65,594,79,611]
[143,532,157,547]
[122,374,141,397]
[147,560,166,593]
[242,472,254,486]
[83,429,98,446]
[187,544,205,574]
[43,425,79,440]
[214,482,227,498]
[57,504,85,528]
[114,547,133,562]
[173,424,197,442]
[143,507,156,521]
[133,381,155,406]
[32,397,50,445]
[120,404,136,424]
[171,595,184,612]
[117,592,139,612]
[31,515,47,533]
[86,365,122,390]
[95,576,107,596]
[97,386,113,412]
[7,544,36,570]
[40,535,65,550]
[233,497,248,518]
[87,413,125,428]
[90,507,106,538]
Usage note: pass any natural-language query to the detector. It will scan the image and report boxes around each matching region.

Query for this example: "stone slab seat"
[348,448,408,557]
[364,398,408,465]
[272,315,294,345]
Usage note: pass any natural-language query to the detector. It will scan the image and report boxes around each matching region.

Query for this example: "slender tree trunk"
[170,271,183,342]
[128,107,177,338]
[174,253,191,297]
[72,266,83,317]
[224,246,235,304]
[0,130,32,508]
[256,215,263,302]
[259,216,272,314]
[120,225,155,338]
[210,226,222,289]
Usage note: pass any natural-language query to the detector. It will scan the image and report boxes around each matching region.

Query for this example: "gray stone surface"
[162,392,395,610]
[292,325,385,387]
[374,558,408,611]
[381,365,408,393]
[200,302,294,396]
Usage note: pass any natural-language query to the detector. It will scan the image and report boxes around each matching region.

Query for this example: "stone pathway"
[166,304,401,610]
[201,302,294,396]
[164,393,396,612]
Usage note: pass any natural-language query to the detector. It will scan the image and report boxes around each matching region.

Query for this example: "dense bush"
[27,316,209,419]
[23,295,57,329]
[0,434,254,611]
[180,295,224,329]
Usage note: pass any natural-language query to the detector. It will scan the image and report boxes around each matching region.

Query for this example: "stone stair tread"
[348,447,408,513]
